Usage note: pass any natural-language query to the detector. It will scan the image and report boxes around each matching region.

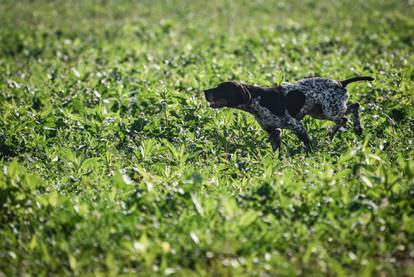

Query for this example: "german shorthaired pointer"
[204,76,374,153]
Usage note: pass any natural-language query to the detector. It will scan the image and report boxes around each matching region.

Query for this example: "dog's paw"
[355,127,363,136]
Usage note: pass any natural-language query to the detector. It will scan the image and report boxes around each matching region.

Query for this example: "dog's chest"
[244,102,284,128]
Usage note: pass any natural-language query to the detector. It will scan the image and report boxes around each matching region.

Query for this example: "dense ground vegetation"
[1,0,414,275]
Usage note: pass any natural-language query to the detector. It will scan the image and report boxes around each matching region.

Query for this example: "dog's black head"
[204,81,251,108]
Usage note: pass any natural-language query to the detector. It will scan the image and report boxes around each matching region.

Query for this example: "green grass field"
[1,0,414,275]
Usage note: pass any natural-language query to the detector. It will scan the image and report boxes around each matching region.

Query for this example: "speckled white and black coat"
[204,76,373,153]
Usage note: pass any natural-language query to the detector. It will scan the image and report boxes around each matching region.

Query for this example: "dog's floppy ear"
[234,82,251,104]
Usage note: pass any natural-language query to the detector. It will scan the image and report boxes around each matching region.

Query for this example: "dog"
[204,76,374,153]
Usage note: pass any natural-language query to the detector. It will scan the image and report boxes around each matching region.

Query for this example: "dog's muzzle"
[204,89,227,108]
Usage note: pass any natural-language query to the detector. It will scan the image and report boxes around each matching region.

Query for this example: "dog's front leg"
[266,127,282,153]
[285,117,311,153]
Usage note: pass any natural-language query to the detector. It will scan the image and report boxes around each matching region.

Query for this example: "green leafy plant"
[0,0,413,275]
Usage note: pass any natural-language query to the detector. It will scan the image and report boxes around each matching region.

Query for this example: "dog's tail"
[340,76,374,87]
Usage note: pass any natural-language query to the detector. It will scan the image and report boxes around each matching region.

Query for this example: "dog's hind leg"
[322,97,348,139]
[329,117,348,139]
[345,103,363,136]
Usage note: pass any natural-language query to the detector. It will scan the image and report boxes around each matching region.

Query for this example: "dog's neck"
[236,84,265,111]
[236,85,284,116]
